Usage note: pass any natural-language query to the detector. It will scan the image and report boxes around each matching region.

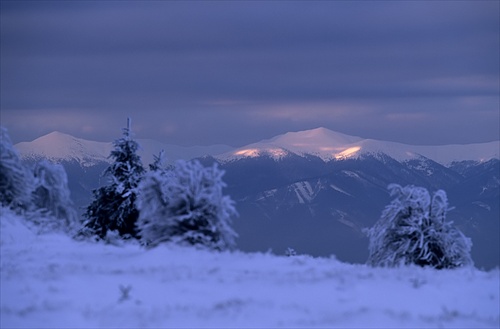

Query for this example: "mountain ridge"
[215,127,500,165]
[12,128,500,269]
[14,131,234,167]
[15,127,499,167]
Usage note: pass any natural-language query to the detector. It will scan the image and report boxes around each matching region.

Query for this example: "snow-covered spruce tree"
[148,149,168,172]
[81,120,145,239]
[366,184,473,269]
[0,127,34,212]
[31,160,78,232]
[136,159,238,250]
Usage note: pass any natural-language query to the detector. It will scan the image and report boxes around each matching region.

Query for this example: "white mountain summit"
[15,131,112,167]
[14,128,499,167]
[216,127,500,165]
[14,131,233,167]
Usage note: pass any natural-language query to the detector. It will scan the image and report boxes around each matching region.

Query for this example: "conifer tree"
[149,150,168,172]
[0,127,34,212]
[82,119,145,239]
[366,184,473,269]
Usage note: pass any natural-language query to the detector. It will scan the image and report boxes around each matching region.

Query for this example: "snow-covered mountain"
[15,131,234,167]
[15,131,112,167]
[216,127,500,165]
[13,128,500,269]
[199,129,499,269]
[15,127,500,167]
[15,128,500,167]
[212,150,499,269]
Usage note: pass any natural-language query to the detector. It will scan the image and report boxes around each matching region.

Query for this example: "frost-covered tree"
[134,150,173,244]
[1,127,78,232]
[136,159,238,250]
[0,127,34,211]
[31,160,79,231]
[366,184,473,269]
[148,150,168,172]
[82,119,145,239]
[135,171,171,242]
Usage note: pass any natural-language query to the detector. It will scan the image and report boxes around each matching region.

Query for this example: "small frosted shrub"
[137,160,237,250]
[366,184,473,269]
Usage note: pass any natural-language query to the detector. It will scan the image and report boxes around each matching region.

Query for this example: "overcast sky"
[1,1,499,146]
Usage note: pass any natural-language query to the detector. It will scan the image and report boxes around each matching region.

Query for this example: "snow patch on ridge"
[330,184,352,197]
[292,181,315,204]
[342,170,361,179]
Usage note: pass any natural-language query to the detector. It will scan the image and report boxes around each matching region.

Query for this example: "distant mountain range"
[15,131,234,167]
[216,127,499,164]
[15,128,500,269]
[16,128,499,166]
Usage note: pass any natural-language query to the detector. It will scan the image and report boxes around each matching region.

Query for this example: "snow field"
[1,209,499,328]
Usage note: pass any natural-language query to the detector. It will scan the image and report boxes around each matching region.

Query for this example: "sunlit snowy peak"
[217,127,500,165]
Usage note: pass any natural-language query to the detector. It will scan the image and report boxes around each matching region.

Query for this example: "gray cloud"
[1,1,498,146]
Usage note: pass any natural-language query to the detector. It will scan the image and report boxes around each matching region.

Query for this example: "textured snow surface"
[1,209,499,328]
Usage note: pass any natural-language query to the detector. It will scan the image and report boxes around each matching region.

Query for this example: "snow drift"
[1,208,498,328]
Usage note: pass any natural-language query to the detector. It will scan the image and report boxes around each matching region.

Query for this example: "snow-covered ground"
[1,209,499,328]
